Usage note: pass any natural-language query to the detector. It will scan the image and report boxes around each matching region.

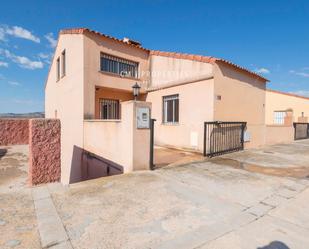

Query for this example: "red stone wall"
[29,119,61,186]
[0,119,29,145]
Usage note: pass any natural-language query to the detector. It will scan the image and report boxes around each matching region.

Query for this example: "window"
[100,53,138,78]
[56,57,60,81]
[61,50,66,77]
[100,99,120,120]
[163,94,179,124]
[273,111,286,125]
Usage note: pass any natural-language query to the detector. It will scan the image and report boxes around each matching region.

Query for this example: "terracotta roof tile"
[60,28,149,51]
[150,50,268,82]
[59,28,268,82]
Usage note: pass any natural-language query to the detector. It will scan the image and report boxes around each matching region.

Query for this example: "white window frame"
[56,57,60,81]
[163,94,179,124]
[273,111,286,125]
[61,50,66,77]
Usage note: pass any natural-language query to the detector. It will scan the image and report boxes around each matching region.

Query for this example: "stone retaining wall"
[0,119,29,146]
[29,119,61,185]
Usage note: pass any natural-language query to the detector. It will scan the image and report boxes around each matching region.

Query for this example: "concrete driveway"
[1,141,309,248]
[215,139,309,178]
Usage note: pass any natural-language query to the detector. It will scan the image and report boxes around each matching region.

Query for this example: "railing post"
[150,118,156,170]
[293,122,296,140]
[203,122,207,156]
[241,122,246,150]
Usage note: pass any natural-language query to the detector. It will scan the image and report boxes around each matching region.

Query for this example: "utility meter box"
[136,107,150,129]
[244,131,251,142]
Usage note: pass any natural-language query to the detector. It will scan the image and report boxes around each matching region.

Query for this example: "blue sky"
[0,0,308,113]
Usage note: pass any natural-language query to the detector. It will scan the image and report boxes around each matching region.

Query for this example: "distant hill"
[0,112,45,118]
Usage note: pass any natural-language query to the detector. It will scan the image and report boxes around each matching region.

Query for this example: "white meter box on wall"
[136,107,150,129]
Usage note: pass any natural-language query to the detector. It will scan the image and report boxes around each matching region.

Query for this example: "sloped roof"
[150,50,269,82]
[267,89,309,100]
[60,28,149,52]
[59,28,269,82]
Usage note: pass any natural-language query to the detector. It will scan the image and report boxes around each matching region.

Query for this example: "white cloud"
[44,33,57,48]
[0,61,8,67]
[255,68,270,74]
[289,90,309,97]
[0,49,43,70]
[38,52,49,59]
[13,56,43,69]
[295,72,309,78]
[5,26,40,43]
[0,27,5,41]
[289,69,309,78]
[38,52,52,64]
[12,99,34,105]
[8,81,21,86]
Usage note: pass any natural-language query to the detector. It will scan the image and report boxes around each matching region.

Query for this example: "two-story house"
[45,28,268,184]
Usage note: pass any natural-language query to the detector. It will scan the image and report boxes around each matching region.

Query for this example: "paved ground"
[0,145,41,249]
[217,139,309,178]
[154,146,204,168]
[1,141,309,248]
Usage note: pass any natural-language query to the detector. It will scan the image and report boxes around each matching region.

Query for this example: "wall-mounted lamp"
[132,82,141,101]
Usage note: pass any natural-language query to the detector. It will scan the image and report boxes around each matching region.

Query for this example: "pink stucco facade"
[45,29,151,184]
[213,62,267,149]
[0,119,29,146]
[266,89,309,125]
[45,27,308,184]
[28,119,61,186]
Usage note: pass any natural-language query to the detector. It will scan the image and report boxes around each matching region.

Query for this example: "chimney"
[123,37,141,47]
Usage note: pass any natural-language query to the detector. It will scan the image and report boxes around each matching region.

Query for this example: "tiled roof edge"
[267,89,309,100]
[59,28,149,51]
[150,50,269,82]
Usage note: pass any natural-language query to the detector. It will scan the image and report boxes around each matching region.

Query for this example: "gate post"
[203,122,207,156]
[150,119,156,170]
[241,122,246,150]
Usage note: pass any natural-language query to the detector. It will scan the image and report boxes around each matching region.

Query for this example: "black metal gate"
[293,122,309,140]
[203,121,246,157]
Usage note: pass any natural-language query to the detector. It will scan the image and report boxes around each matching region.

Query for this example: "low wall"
[244,124,266,149]
[0,119,29,146]
[265,125,294,145]
[83,101,151,174]
[28,119,61,186]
